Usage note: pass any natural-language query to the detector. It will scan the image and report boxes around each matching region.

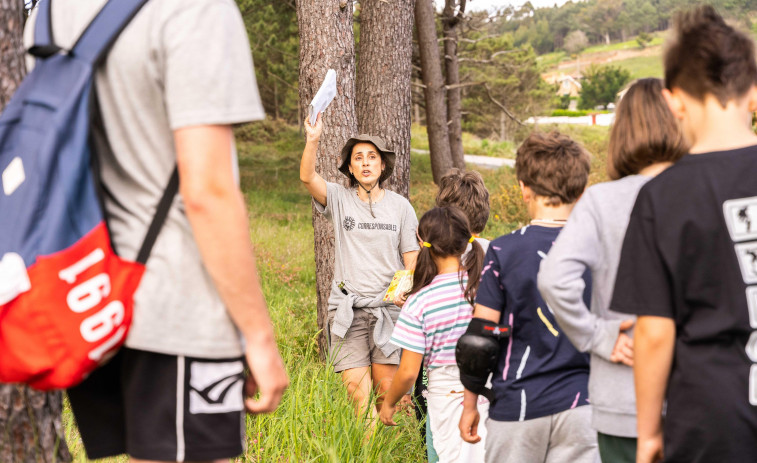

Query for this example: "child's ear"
[663,88,686,120]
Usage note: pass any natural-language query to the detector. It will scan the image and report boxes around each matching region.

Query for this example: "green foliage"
[235,0,299,122]
[578,65,632,110]
[495,0,754,57]
[456,22,553,139]
[557,94,572,110]
[636,31,652,49]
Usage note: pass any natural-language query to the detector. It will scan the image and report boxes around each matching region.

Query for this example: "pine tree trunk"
[0,2,72,462]
[415,0,452,184]
[296,0,358,357]
[442,0,464,169]
[356,0,415,199]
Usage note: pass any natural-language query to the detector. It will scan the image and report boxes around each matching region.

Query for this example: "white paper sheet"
[308,69,337,125]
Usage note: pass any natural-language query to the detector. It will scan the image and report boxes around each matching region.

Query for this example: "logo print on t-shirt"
[343,216,355,231]
[723,197,757,241]
[734,243,757,284]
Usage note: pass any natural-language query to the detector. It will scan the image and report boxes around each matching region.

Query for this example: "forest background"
[0,0,756,462]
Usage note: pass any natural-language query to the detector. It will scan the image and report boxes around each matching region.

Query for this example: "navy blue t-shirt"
[476,225,591,421]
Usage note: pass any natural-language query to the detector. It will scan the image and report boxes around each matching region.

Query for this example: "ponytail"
[462,240,484,306]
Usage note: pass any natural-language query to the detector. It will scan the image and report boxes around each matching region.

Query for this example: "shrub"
[578,65,631,110]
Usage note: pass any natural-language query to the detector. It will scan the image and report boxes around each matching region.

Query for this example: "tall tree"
[296,0,358,355]
[356,0,415,198]
[0,2,71,462]
[415,0,452,184]
[441,0,465,169]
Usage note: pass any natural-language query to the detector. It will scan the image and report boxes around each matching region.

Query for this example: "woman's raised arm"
[300,113,328,206]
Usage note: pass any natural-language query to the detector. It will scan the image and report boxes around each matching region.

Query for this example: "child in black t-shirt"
[611,6,757,463]
[458,132,598,463]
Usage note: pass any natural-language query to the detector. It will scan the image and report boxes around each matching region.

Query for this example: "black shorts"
[67,347,246,461]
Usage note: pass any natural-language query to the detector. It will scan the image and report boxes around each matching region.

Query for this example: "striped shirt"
[390,272,474,369]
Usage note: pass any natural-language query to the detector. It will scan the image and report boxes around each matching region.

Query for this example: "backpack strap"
[71,0,150,65]
[135,167,179,265]
[28,0,63,58]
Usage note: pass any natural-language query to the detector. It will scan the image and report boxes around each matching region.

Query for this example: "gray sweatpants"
[484,406,599,463]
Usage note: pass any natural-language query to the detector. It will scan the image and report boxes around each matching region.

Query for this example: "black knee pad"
[456,318,510,401]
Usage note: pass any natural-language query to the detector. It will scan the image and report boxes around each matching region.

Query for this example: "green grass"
[537,50,568,69]
[581,34,664,55]
[411,124,516,158]
[62,120,611,462]
[539,33,664,74]
[614,54,664,80]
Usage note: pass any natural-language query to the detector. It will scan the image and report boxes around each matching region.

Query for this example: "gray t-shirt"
[24,0,264,358]
[537,174,651,437]
[315,183,419,306]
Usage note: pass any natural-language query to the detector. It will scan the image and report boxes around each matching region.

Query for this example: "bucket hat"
[339,134,395,184]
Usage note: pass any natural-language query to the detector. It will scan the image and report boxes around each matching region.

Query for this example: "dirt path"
[411,148,514,169]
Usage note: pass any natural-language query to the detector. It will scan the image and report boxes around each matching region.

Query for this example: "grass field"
[539,33,665,84]
[63,120,610,462]
[614,54,664,80]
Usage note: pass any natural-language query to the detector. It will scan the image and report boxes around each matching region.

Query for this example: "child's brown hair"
[435,169,490,235]
[608,78,688,180]
[410,207,483,306]
[665,5,757,106]
[515,131,591,206]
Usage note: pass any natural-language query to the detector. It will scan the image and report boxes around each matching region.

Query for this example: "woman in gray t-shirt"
[300,114,419,422]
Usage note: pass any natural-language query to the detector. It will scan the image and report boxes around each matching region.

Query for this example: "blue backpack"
[0,0,176,390]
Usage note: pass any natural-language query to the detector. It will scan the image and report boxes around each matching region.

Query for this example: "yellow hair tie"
[422,241,432,248]
[469,236,475,243]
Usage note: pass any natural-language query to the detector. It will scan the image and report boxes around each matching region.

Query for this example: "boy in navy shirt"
[612,6,757,462]
[458,132,597,462]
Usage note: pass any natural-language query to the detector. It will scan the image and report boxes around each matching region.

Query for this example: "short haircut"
[608,78,688,180]
[515,131,591,206]
[664,5,757,106]
[435,168,490,234]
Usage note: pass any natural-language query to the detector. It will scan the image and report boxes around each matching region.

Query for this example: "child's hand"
[398,393,415,415]
[610,319,635,366]
[379,402,398,426]
[637,432,664,463]
[459,406,481,443]
[393,291,408,307]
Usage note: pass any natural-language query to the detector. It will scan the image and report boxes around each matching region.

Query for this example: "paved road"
[411,148,514,170]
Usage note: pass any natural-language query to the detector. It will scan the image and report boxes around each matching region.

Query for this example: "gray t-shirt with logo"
[315,182,419,307]
[24,0,264,358]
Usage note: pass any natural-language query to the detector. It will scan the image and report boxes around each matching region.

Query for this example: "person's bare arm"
[459,303,500,442]
[300,114,327,206]
[379,350,423,426]
[634,316,675,463]
[403,250,419,271]
[175,125,288,414]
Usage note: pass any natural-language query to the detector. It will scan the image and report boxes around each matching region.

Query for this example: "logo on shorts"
[188,360,245,415]
[343,216,355,231]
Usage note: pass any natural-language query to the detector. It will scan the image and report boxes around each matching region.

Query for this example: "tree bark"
[296,0,358,357]
[356,0,415,199]
[442,0,465,169]
[415,0,452,184]
[0,2,72,462]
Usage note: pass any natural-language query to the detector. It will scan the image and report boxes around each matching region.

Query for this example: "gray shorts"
[484,406,599,463]
[328,308,400,372]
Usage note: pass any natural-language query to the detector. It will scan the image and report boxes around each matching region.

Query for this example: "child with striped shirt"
[379,206,487,462]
